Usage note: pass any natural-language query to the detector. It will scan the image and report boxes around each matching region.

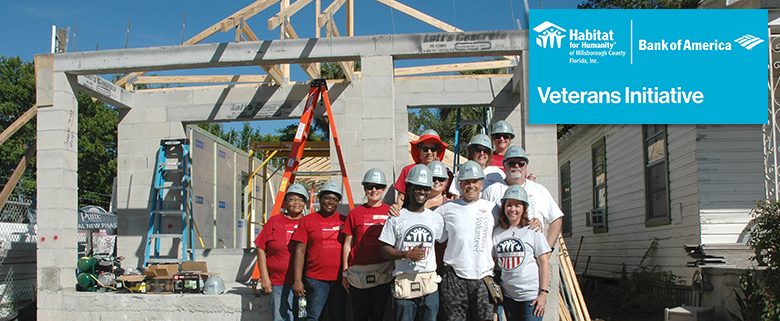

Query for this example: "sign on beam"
[529,10,768,124]
[422,31,513,54]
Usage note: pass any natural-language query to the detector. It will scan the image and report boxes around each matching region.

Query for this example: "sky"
[0,0,581,134]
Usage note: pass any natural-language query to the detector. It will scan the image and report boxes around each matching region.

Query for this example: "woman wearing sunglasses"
[490,120,516,167]
[391,129,448,212]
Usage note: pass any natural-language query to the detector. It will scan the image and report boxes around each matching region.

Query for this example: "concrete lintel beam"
[53,30,527,75]
[75,75,133,109]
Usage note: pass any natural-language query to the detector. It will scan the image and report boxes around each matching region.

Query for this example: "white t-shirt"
[482,180,564,234]
[378,208,445,275]
[492,226,551,301]
[435,198,499,279]
[448,166,505,196]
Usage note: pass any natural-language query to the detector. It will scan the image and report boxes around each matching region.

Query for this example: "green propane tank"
[76,257,97,292]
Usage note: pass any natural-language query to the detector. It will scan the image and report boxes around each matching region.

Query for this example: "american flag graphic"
[496,238,526,270]
[402,225,434,258]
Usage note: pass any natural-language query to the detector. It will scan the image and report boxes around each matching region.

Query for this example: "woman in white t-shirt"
[492,185,551,321]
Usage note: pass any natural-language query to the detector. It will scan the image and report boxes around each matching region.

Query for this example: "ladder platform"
[150,233,183,239]
[146,258,183,264]
[154,185,184,190]
[152,210,185,216]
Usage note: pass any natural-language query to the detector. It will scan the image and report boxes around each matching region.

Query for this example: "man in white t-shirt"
[436,161,500,321]
[449,134,505,198]
[379,164,445,321]
[481,145,563,247]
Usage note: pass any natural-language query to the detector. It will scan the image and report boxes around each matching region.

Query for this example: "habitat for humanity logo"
[734,35,764,50]
[533,21,567,48]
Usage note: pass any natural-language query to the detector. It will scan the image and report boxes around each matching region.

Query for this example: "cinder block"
[360,119,394,140]
[36,130,78,152]
[361,56,394,77]
[360,78,394,99]
[395,78,445,95]
[144,106,168,122]
[37,109,75,131]
[36,291,64,310]
[138,122,171,138]
[361,98,394,118]
[362,139,395,161]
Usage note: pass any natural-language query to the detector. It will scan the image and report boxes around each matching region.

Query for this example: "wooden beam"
[0,141,35,210]
[241,23,286,85]
[317,0,347,28]
[326,22,353,82]
[134,75,269,84]
[346,0,354,36]
[268,0,313,30]
[0,106,36,146]
[375,0,461,32]
[115,0,280,87]
[394,60,515,76]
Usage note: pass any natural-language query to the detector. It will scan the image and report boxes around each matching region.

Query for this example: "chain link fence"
[0,194,36,320]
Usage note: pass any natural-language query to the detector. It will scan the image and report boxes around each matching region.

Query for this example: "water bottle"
[297,296,308,318]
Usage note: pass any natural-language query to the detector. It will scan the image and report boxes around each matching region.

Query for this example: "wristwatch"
[539,288,549,294]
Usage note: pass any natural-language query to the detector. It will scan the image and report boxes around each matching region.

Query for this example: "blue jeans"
[503,298,543,321]
[394,291,439,321]
[304,277,346,321]
[271,284,295,321]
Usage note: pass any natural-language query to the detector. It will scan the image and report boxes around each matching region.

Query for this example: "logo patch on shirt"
[402,224,434,260]
[496,238,526,271]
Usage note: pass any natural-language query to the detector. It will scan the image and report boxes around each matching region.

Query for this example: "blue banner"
[529,9,768,124]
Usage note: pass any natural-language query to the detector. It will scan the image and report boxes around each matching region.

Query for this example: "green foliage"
[320,61,361,80]
[731,200,780,321]
[0,57,37,195]
[588,264,681,320]
[196,122,282,149]
[408,106,488,157]
[577,0,699,8]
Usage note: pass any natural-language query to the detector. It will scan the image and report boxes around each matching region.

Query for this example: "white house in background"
[557,125,765,283]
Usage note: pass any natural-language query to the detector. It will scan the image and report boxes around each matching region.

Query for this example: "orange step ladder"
[250,79,356,292]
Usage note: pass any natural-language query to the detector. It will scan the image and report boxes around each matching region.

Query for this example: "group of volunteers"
[254,120,565,321]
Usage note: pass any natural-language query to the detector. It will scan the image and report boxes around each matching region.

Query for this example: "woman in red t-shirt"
[255,183,308,321]
[391,129,448,211]
[292,181,347,321]
[341,168,393,321]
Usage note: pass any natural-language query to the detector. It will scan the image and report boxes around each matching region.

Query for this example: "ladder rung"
[152,210,185,216]
[293,170,343,176]
[146,258,183,264]
[162,168,183,172]
[154,185,183,190]
[150,233,183,239]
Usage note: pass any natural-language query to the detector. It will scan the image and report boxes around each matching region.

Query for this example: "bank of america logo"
[496,238,526,270]
[533,21,567,48]
[734,35,764,50]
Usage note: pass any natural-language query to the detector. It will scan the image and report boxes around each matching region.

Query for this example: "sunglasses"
[419,145,440,153]
[472,147,491,155]
[493,134,512,140]
[286,196,306,203]
[505,160,528,168]
[363,184,386,191]
[433,177,448,183]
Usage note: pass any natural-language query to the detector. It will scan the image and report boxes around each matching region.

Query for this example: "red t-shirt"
[490,152,504,167]
[342,203,391,266]
[290,211,346,281]
[254,214,301,285]
[393,163,417,195]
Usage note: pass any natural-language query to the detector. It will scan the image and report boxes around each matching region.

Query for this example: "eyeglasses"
[505,160,528,168]
[432,177,448,183]
[472,147,491,155]
[408,185,432,193]
[419,145,440,153]
[493,134,512,140]
[363,184,386,191]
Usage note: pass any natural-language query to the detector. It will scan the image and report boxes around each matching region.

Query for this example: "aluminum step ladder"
[143,139,195,266]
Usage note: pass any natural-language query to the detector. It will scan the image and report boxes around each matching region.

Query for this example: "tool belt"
[392,271,441,300]
[345,261,394,289]
[483,276,503,304]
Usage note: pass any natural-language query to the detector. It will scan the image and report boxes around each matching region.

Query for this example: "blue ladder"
[143,139,195,266]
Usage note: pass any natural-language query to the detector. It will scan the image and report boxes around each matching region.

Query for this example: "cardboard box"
[181,261,208,273]
[145,264,179,278]
[149,277,174,293]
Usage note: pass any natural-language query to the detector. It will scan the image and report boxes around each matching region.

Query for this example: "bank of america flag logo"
[496,238,526,270]
[533,21,566,49]
[402,225,433,259]
[734,35,764,50]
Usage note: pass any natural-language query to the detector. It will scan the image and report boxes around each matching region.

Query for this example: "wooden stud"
[375,0,461,32]
[317,0,347,29]
[116,0,280,87]
[0,141,35,210]
[134,75,269,84]
[268,0,313,30]
[0,106,37,146]
[346,0,354,37]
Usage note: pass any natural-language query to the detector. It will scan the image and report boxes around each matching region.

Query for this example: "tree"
[578,0,698,8]
[0,56,119,208]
